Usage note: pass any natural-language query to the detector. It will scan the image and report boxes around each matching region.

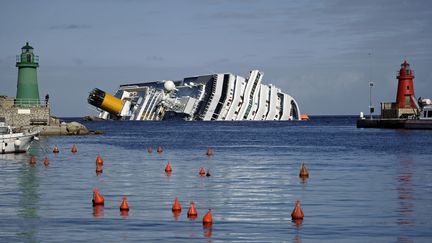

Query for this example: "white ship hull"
[88,69,301,121]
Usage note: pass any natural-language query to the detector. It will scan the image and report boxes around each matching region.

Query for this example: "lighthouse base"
[381,102,418,119]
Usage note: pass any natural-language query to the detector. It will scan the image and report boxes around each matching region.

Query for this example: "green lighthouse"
[15,42,40,106]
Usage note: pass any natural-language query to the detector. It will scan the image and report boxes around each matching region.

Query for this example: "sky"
[1,0,431,116]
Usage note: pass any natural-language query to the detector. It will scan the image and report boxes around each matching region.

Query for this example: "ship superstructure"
[88,70,301,121]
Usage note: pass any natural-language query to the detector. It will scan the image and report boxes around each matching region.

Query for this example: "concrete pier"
[357,118,432,129]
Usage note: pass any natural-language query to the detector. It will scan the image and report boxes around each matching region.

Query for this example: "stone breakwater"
[15,121,103,136]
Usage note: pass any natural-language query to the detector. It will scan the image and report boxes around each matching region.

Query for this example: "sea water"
[0,116,431,242]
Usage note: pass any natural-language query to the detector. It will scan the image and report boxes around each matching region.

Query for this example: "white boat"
[0,121,39,154]
[419,101,432,120]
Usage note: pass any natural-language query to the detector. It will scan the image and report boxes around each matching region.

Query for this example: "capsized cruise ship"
[87,70,301,121]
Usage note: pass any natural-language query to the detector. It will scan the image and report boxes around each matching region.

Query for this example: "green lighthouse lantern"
[15,42,40,106]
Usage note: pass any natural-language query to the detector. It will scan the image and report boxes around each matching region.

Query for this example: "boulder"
[66,121,89,135]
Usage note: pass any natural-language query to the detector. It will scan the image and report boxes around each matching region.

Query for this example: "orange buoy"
[165,162,172,173]
[43,156,49,166]
[291,200,304,220]
[147,146,153,153]
[299,163,309,178]
[96,164,103,174]
[29,155,36,165]
[71,144,77,153]
[53,145,59,153]
[199,167,205,177]
[202,208,213,226]
[92,188,105,206]
[157,145,163,154]
[120,196,130,211]
[206,147,213,156]
[96,154,104,165]
[172,196,181,212]
[206,169,211,177]
[187,201,198,218]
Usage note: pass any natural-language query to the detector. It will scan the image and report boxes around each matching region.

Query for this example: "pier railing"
[16,55,39,63]
[13,99,49,108]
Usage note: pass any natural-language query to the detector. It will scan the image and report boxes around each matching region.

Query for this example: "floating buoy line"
[26,144,312,232]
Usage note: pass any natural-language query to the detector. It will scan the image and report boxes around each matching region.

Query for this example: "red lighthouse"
[396,60,416,109]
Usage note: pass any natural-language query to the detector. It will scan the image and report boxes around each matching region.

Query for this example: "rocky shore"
[14,120,103,136]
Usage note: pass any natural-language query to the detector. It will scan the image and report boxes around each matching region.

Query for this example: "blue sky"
[1,0,431,116]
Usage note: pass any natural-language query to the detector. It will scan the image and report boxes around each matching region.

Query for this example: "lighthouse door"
[405,95,411,107]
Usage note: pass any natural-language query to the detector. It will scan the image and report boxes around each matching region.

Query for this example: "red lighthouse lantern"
[396,60,416,109]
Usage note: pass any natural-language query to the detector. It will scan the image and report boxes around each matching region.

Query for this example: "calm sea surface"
[1,116,431,242]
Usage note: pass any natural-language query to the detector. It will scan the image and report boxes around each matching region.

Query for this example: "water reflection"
[203,225,212,238]
[93,205,104,218]
[299,177,308,184]
[293,234,301,243]
[17,149,41,242]
[397,157,415,225]
[120,210,129,218]
[292,219,303,228]
[397,156,415,243]
[291,219,302,243]
[172,211,181,221]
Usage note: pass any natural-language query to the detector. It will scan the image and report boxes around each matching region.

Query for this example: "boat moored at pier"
[0,119,39,154]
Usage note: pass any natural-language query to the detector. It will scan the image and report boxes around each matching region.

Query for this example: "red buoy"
[120,196,130,211]
[206,147,213,156]
[92,188,105,206]
[43,156,49,166]
[202,209,213,226]
[96,154,104,165]
[157,146,163,154]
[187,201,198,219]
[299,163,309,178]
[29,155,36,165]
[165,162,172,173]
[53,145,59,153]
[147,146,153,153]
[291,200,304,220]
[199,167,205,176]
[172,196,181,212]
[71,144,77,153]
[96,164,103,175]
